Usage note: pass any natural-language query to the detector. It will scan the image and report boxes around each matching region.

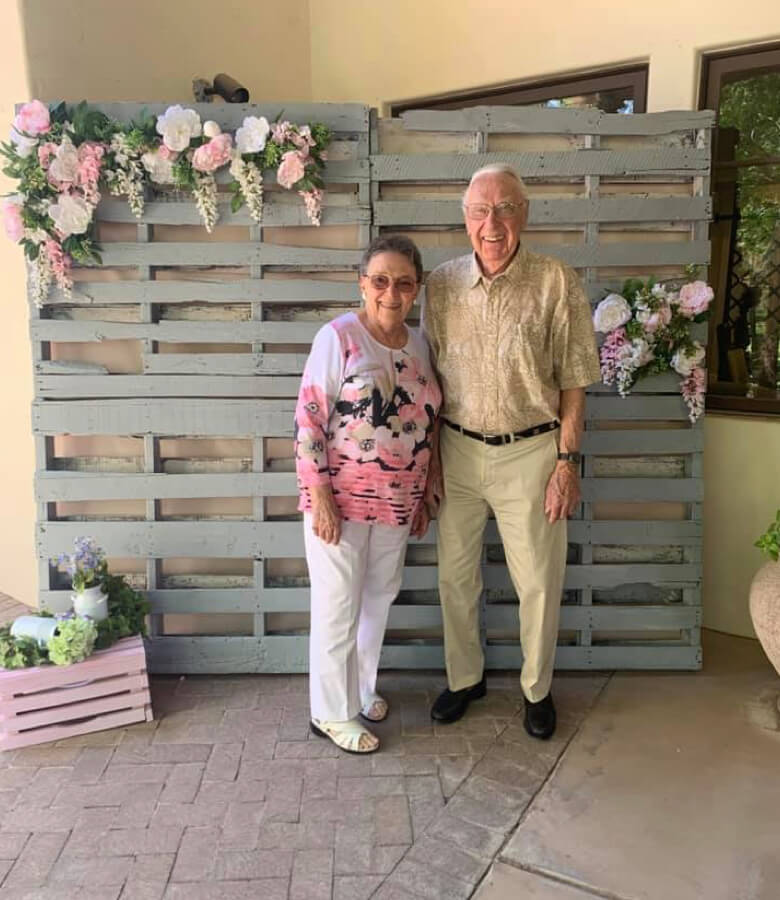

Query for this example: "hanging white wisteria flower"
[192,173,219,233]
[105,132,146,218]
[230,152,264,225]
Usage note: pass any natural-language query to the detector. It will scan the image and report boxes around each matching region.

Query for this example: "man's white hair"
[463,164,529,204]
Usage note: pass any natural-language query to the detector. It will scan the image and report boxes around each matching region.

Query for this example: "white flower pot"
[71,584,109,621]
[10,616,59,648]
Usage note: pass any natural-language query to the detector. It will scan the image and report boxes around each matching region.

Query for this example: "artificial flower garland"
[592,271,714,423]
[2,101,331,304]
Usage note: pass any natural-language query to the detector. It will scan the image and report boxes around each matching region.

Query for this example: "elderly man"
[422,163,600,739]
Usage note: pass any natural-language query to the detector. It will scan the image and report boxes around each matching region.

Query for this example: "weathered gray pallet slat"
[31,101,709,673]
[98,197,370,226]
[371,150,709,181]
[92,243,363,268]
[33,399,295,436]
[90,102,370,134]
[54,280,362,305]
[400,107,715,136]
[374,196,711,226]
[36,519,701,556]
[36,375,303,398]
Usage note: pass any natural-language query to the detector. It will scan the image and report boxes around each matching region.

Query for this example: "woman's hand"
[310,485,342,545]
[410,502,431,539]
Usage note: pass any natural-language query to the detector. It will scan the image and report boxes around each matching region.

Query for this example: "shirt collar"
[468,243,527,289]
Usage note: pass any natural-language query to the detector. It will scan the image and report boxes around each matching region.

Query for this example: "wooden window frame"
[390,65,648,115]
[699,43,780,418]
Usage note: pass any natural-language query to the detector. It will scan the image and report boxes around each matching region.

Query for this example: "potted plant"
[57,537,109,621]
[749,509,780,676]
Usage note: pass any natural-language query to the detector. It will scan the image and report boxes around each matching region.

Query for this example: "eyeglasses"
[364,274,418,294]
[463,201,525,220]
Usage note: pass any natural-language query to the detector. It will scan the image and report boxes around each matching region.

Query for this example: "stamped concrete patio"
[1,592,778,900]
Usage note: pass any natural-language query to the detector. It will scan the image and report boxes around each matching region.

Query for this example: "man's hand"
[310,485,341,545]
[544,462,581,523]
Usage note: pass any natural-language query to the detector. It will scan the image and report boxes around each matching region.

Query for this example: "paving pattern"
[0,653,607,899]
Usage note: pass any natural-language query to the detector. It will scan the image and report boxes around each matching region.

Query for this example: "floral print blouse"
[294,312,442,526]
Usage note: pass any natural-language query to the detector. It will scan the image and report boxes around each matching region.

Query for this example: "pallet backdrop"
[32,102,713,673]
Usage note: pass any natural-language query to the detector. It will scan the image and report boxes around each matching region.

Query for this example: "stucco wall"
[3,0,779,638]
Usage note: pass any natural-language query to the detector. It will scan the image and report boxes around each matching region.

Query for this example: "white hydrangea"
[235,115,270,154]
[593,293,632,333]
[156,105,202,152]
[671,342,705,377]
[141,148,175,184]
[628,337,655,367]
[48,194,92,237]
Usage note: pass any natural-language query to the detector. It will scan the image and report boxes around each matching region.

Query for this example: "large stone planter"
[749,560,780,676]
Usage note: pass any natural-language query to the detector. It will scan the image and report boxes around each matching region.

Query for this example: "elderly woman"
[294,235,441,754]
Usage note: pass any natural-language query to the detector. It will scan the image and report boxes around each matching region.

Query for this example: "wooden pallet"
[0,635,151,750]
[29,102,712,672]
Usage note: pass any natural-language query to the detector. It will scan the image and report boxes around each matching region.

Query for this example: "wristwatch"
[557,451,581,464]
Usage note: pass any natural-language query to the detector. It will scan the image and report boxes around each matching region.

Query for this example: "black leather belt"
[444,418,559,445]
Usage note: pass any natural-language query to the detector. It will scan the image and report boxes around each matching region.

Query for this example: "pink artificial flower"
[271,121,295,145]
[677,281,714,318]
[77,142,104,206]
[637,301,672,335]
[3,197,24,242]
[191,133,233,173]
[680,366,707,423]
[157,144,176,161]
[299,187,323,226]
[14,100,50,136]
[45,238,72,291]
[277,150,307,189]
[598,326,629,385]
[291,125,315,150]
[37,142,58,169]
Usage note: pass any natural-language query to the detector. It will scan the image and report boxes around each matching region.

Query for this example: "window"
[700,44,780,416]
[391,66,647,115]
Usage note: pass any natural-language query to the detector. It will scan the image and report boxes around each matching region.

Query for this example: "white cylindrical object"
[71,584,109,621]
[10,616,59,648]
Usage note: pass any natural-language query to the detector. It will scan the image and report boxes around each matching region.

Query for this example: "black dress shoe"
[431,676,487,723]
[524,693,556,740]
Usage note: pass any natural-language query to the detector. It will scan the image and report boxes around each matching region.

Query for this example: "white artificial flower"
[203,120,222,138]
[671,341,705,377]
[48,137,80,184]
[48,194,92,237]
[593,293,632,333]
[156,105,202,152]
[141,148,175,184]
[10,127,36,158]
[628,337,655,367]
[235,115,270,154]
[651,282,666,297]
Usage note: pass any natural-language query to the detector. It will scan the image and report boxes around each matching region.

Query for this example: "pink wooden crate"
[0,635,152,750]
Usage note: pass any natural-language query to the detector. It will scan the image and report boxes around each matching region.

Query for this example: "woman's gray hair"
[463,164,529,204]
[359,234,424,282]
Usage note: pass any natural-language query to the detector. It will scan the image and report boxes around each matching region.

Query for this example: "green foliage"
[46,617,97,666]
[172,154,196,190]
[718,73,780,271]
[0,628,47,670]
[94,573,150,651]
[755,510,780,563]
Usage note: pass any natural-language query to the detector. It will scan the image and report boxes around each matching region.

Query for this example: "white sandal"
[310,717,379,754]
[359,694,389,723]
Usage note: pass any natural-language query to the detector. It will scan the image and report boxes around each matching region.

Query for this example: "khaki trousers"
[437,426,567,702]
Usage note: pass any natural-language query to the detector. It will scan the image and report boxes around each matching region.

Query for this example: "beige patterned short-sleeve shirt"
[422,246,601,434]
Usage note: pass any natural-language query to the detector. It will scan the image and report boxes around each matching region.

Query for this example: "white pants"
[304,514,411,721]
